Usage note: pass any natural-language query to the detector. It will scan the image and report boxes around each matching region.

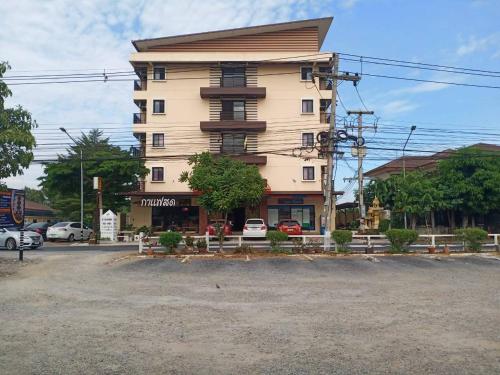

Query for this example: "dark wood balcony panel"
[219,154,267,165]
[232,155,267,165]
[200,121,266,132]
[200,86,266,98]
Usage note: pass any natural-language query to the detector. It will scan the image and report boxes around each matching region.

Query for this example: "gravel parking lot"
[0,250,499,374]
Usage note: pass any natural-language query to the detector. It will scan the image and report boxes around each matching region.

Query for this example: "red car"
[277,220,303,235]
[206,220,232,236]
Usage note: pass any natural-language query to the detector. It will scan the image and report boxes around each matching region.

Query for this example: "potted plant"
[159,231,183,254]
[184,235,194,253]
[331,230,353,253]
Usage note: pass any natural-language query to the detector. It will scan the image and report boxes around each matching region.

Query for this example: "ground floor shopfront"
[128,192,324,234]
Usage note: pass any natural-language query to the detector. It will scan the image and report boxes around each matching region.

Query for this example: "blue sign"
[0,189,25,228]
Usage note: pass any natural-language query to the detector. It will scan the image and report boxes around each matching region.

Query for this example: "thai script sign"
[100,210,118,241]
[0,189,25,228]
[141,197,177,207]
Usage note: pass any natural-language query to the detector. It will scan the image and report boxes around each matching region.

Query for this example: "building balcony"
[200,121,266,132]
[201,111,266,132]
[200,85,266,98]
[134,79,147,91]
[320,112,331,124]
[133,112,146,124]
[214,152,267,165]
[231,154,267,165]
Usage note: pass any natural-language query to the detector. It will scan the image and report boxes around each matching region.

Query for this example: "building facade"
[127,17,334,234]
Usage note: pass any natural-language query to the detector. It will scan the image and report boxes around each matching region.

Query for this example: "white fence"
[137,232,500,254]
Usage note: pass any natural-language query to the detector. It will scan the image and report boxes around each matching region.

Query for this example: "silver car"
[0,227,43,250]
[46,222,93,242]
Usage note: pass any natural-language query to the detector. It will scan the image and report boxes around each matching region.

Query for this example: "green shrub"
[385,229,418,253]
[159,232,183,253]
[184,235,194,248]
[135,225,153,237]
[234,244,254,254]
[331,230,353,252]
[266,230,288,251]
[454,228,488,252]
[349,220,360,230]
[378,219,390,233]
[196,238,207,250]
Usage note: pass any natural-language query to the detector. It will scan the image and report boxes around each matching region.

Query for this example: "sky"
[1,0,499,202]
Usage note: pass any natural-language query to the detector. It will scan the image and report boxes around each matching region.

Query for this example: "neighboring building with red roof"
[25,200,57,224]
[365,143,500,180]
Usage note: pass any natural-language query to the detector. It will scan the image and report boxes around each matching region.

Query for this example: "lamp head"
[411,125,417,131]
[59,127,67,133]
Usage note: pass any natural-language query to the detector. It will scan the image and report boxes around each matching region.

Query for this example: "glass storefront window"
[268,205,315,230]
[152,206,199,232]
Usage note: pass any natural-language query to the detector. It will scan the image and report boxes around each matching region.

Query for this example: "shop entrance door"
[228,207,246,232]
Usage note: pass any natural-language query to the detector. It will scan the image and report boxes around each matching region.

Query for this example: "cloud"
[0,0,324,188]
[456,34,498,56]
[338,0,359,9]
[380,100,418,116]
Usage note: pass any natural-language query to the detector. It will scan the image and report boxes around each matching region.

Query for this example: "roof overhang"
[132,17,333,52]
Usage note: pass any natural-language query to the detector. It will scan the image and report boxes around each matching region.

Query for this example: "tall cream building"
[127,17,334,234]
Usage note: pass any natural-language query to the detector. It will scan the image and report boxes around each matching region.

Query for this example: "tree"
[437,146,500,227]
[0,62,37,183]
[180,152,266,251]
[24,187,49,205]
[39,129,148,223]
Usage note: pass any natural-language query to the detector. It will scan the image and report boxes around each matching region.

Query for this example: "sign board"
[141,197,177,207]
[277,197,304,205]
[0,189,25,228]
[100,210,118,241]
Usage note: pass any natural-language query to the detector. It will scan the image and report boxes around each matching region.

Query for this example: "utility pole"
[314,55,360,251]
[402,125,416,229]
[93,177,103,243]
[60,127,84,242]
[346,110,375,232]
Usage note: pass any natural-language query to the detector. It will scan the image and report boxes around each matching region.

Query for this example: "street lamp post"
[60,127,84,242]
[402,125,417,229]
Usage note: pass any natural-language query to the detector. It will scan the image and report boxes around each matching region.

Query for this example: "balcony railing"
[133,112,146,124]
[134,79,147,91]
[130,146,145,157]
[136,180,146,192]
[319,78,333,90]
[220,76,246,88]
[220,145,246,154]
[320,112,331,124]
[220,110,246,121]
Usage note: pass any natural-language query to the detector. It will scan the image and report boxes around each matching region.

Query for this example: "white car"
[243,218,267,238]
[0,227,43,250]
[47,222,93,242]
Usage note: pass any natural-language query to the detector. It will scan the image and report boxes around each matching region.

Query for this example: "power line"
[338,52,500,75]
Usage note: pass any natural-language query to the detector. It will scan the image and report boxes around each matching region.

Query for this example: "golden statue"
[366,196,384,230]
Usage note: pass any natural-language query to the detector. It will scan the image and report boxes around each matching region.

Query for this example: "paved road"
[1,251,499,374]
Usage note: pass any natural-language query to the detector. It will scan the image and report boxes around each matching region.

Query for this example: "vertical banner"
[0,189,25,228]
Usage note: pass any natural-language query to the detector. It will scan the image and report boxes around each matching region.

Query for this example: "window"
[153,100,165,114]
[303,166,315,181]
[152,133,164,147]
[152,167,164,181]
[268,205,315,230]
[301,66,313,81]
[221,133,246,154]
[221,66,246,87]
[302,133,314,147]
[221,100,245,120]
[70,223,81,228]
[153,66,165,80]
[302,99,314,113]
